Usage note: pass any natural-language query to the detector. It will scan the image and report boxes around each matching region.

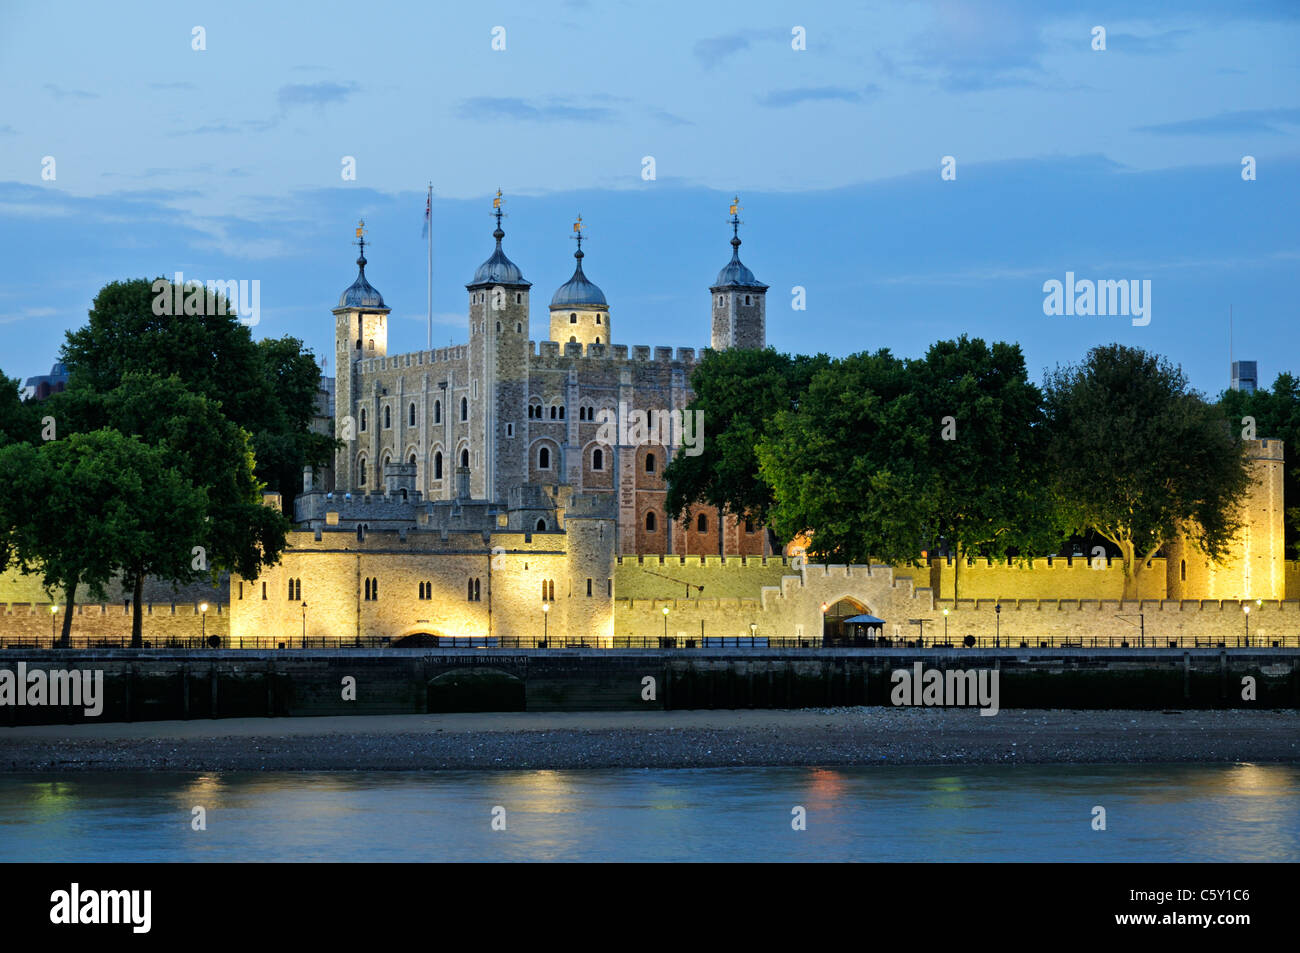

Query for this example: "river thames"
[1,762,1296,862]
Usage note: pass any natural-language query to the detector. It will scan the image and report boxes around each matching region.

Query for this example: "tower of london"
[329,192,770,558]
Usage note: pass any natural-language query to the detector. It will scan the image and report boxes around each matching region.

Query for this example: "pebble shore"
[2,707,1297,772]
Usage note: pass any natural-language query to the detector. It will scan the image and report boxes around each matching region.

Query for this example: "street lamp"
[749,622,757,647]
[1243,602,1250,645]
[995,602,1002,647]
[50,604,58,643]
[542,602,549,645]
[662,605,669,641]
[942,606,949,643]
[200,602,208,644]
[301,601,307,648]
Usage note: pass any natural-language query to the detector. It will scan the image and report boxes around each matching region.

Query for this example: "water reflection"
[0,763,1295,862]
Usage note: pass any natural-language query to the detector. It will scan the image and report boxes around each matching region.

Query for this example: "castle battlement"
[527,340,699,368]
[618,555,791,569]
[358,345,470,374]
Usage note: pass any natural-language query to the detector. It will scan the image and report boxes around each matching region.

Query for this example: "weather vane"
[492,189,505,229]
[572,213,584,252]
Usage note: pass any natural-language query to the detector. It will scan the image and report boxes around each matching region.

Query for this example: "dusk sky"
[1,0,1296,396]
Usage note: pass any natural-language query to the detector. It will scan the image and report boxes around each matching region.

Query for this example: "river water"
[1,763,1295,862]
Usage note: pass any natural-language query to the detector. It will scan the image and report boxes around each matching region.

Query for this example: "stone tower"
[549,215,610,352]
[467,190,531,502]
[1166,438,1286,600]
[333,220,389,491]
[709,197,768,351]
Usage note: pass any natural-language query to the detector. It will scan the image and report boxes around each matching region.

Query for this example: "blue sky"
[1,0,1297,395]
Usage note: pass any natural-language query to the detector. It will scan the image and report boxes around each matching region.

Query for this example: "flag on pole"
[422,192,431,238]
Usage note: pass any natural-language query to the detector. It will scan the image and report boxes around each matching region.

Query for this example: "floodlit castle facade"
[328,195,771,558]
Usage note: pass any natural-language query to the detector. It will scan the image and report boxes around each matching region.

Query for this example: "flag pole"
[427,183,433,351]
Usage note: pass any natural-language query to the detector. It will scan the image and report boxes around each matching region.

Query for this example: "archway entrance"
[822,597,875,646]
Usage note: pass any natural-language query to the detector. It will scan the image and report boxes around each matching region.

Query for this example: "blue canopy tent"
[843,614,886,640]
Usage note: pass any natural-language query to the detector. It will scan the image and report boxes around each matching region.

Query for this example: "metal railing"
[1,633,1297,651]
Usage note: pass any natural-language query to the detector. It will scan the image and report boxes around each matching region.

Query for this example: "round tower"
[709,197,768,351]
[549,215,610,352]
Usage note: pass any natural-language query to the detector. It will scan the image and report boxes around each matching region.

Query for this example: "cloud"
[646,107,693,126]
[758,85,878,108]
[457,97,615,122]
[0,124,15,136]
[277,81,359,110]
[692,29,772,69]
[1135,107,1300,136]
[1106,29,1192,54]
[44,84,98,100]
[0,306,58,325]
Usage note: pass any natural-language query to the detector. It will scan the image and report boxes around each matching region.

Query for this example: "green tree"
[253,336,336,503]
[757,350,931,564]
[1044,343,1252,600]
[0,431,205,645]
[60,279,332,506]
[1218,372,1300,555]
[910,336,1062,596]
[94,373,289,642]
[664,348,828,547]
[0,371,44,448]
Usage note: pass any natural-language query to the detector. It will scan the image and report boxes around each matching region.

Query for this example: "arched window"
[697,513,708,532]
[460,448,469,467]
[595,314,602,325]
[368,339,375,351]
[434,451,443,480]
[570,336,577,343]
[539,446,550,469]
[408,403,416,426]
[645,511,656,532]
[384,406,391,429]
[1181,559,1186,581]
[570,313,578,324]
[496,322,501,333]
[558,406,565,419]
[592,448,603,470]
[460,397,468,421]
[516,322,522,332]
[409,454,416,465]
[358,459,367,485]
[434,400,441,423]
[360,408,367,431]
[550,406,557,420]
[595,336,601,344]
[645,453,656,474]
[541,580,555,601]
[745,519,754,533]
[745,295,751,305]
[536,518,547,532]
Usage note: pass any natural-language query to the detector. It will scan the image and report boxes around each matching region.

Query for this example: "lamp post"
[943,606,949,643]
[749,622,757,647]
[200,602,208,645]
[995,602,1001,647]
[820,602,828,647]
[662,605,669,641]
[1243,602,1250,646]
[301,601,307,648]
[50,604,58,643]
[542,602,549,646]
